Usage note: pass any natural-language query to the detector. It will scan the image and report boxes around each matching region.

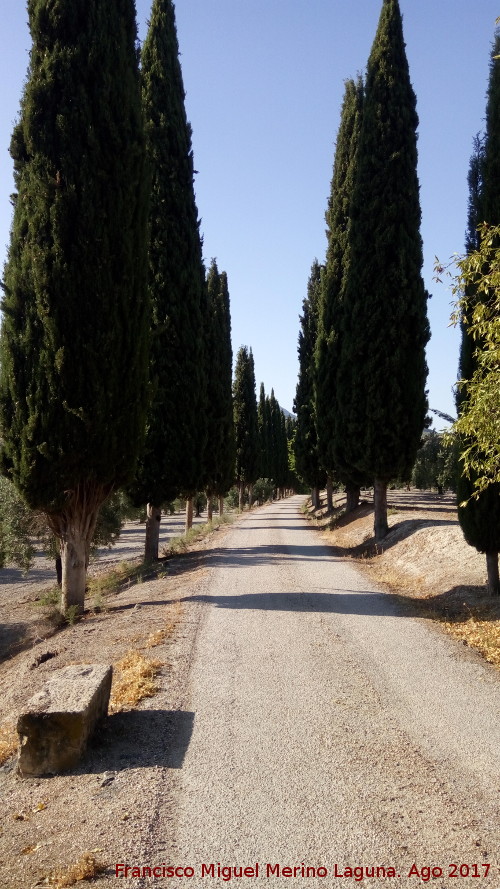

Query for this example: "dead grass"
[440,596,500,666]
[47,852,107,887]
[109,650,163,713]
[0,721,17,765]
[145,602,183,649]
[162,513,234,557]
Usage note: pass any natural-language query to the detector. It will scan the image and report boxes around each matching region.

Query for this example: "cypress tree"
[0,0,149,611]
[204,260,235,521]
[294,261,327,508]
[258,382,272,480]
[316,77,367,512]
[130,0,206,558]
[274,401,289,498]
[233,346,259,509]
[338,0,429,539]
[457,38,500,595]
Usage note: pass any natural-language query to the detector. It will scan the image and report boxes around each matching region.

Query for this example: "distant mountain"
[282,407,296,419]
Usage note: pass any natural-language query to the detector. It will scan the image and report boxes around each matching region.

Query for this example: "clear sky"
[1,1,499,426]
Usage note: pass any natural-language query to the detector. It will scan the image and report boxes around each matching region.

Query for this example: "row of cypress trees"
[295,0,430,540]
[0,0,240,611]
[233,350,294,509]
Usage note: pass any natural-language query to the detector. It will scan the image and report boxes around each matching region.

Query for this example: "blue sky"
[1,1,499,425]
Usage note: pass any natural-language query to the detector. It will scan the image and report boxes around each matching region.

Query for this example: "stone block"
[17,664,113,777]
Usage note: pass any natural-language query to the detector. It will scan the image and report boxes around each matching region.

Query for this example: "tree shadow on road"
[177,589,425,619]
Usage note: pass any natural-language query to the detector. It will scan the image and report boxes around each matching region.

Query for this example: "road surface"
[136,496,500,888]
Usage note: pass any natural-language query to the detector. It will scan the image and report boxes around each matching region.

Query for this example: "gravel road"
[133,496,500,889]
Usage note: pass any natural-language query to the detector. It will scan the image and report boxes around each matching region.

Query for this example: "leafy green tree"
[204,260,235,520]
[129,0,206,559]
[0,0,149,611]
[233,346,259,509]
[316,76,367,512]
[294,261,326,508]
[453,40,500,595]
[451,223,500,495]
[411,430,457,493]
[0,477,35,572]
[337,0,429,539]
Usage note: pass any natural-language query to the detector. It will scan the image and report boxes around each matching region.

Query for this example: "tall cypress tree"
[130,0,206,559]
[457,38,500,595]
[316,77,367,512]
[273,398,289,498]
[294,261,327,508]
[338,0,429,539]
[233,346,259,509]
[0,0,149,611]
[205,260,235,520]
[257,382,271,480]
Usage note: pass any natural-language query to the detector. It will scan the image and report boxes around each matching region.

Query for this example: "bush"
[0,476,35,571]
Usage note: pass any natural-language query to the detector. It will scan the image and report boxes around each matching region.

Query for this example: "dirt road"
[131,496,500,888]
[3,496,500,888]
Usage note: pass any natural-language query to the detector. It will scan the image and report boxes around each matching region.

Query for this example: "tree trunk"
[145,503,162,562]
[60,534,87,613]
[50,482,106,614]
[219,495,225,516]
[238,483,245,511]
[248,483,254,509]
[486,551,500,595]
[326,477,334,512]
[346,484,360,513]
[311,486,319,510]
[55,555,62,587]
[207,493,213,523]
[185,497,194,533]
[373,478,389,540]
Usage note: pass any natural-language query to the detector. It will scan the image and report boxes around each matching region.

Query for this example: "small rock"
[100,771,115,787]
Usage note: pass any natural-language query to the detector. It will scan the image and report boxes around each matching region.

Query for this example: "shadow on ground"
[77,709,195,775]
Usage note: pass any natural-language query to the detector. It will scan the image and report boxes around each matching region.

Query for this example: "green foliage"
[257,383,270,478]
[0,476,35,571]
[446,37,500,514]
[252,478,275,505]
[450,231,500,496]
[411,430,458,492]
[337,0,429,484]
[0,0,149,513]
[233,347,259,489]
[257,384,293,493]
[224,486,241,510]
[316,77,366,488]
[204,261,235,498]
[130,0,206,508]
[293,261,327,491]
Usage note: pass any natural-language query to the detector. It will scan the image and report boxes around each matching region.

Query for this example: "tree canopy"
[0,0,149,609]
[335,0,429,537]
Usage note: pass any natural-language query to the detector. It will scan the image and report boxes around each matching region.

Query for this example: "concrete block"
[17,664,113,777]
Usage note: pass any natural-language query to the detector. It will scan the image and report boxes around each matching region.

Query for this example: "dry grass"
[47,852,107,887]
[109,650,163,713]
[161,513,233,557]
[0,721,18,765]
[442,598,500,666]
[144,602,183,649]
